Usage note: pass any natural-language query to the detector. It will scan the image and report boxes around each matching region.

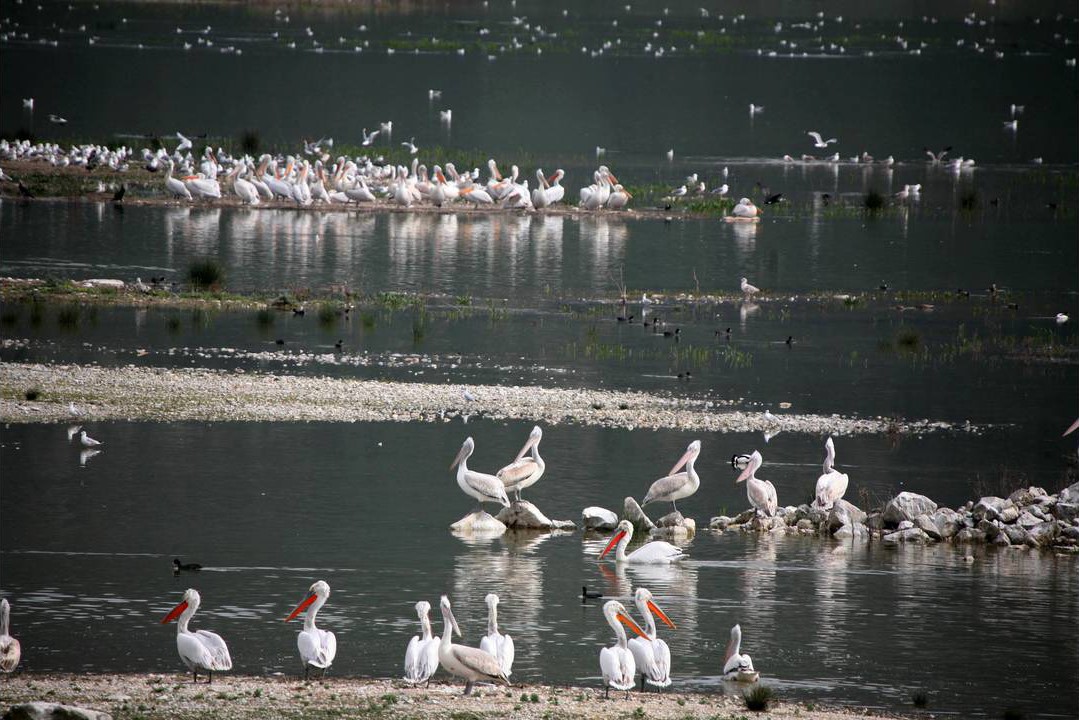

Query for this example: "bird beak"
[285,593,318,622]
[445,605,462,637]
[450,443,469,470]
[668,445,696,475]
[616,611,648,639]
[647,600,676,629]
[624,190,633,199]
[599,530,627,559]
[735,464,753,483]
[513,435,537,461]
[607,171,619,185]
[161,600,189,624]
[547,172,559,185]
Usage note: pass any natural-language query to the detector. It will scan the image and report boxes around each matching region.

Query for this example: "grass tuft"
[744,684,775,712]
[256,309,275,327]
[187,258,224,291]
[864,190,886,211]
[24,388,41,401]
[239,129,261,155]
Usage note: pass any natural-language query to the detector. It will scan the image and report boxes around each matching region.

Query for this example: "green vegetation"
[864,190,886,212]
[24,388,41,401]
[743,684,775,711]
[187,258,224,291]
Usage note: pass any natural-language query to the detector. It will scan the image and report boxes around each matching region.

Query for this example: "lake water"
[1,0,1078,717]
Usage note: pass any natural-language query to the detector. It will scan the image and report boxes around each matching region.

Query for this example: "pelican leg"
[672,499,679,514]
[604,685,610,700]
[463,680,474,696]
[639,674,645,692]
[192,670,198,683]
[208,671,212,685]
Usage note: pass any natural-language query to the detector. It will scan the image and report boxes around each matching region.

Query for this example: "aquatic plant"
[897,328,921,351]
[743,684,775,711]
[317,304,338,327]
[239,129,260,155]
[912,691,928,708]
[166,317,182,333]
[56,305,80,329]
[187,258,224,291]
[864,190,886,212]
[24,388,41,401]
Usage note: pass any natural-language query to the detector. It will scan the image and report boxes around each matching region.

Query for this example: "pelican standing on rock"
[0,598,21,673]
[735,450,777,517]
[451,437,511,511]
[599,600,649,698]
[478,593,514,677]
[160,589,233,683]
[722,624,759,682]
[285,580,337,680]
[496,426,545,501]
[437,595,510,695]
[813,437,849,510]
[641,440,701,515]
[627,588,676,691]
[403,600,441,685]
[600,520,685,564]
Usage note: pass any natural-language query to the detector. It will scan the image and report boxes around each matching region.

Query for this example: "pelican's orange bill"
[161,600,188,624]
[286,593,317,622]
[617,611,648,639]
[648,600,676,629]
[599,530,627,559]
[607,171,619,185]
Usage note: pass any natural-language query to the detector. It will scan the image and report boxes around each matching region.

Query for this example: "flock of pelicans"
[0,429,852,696]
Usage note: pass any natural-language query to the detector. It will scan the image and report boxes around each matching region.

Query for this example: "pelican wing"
[627,540,685,564]
[450,644,510,683]
[499,634,515,676]
[815,471,849,510]
[764,480,778,516]
[652,638,672,686]
[628,636,659,681]
[497,458,537,487]
[300,628,337,668]
[193,629,233,670]
[0,636,21,673]
[600,646,635,689]
[463,469,511,506]
[642,472,689,505]
[404,635,423,681]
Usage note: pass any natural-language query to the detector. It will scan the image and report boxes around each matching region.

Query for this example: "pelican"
[160,589,233,683]
[599,600,649,698]
[175,132,192,152]
[735,450,777,517]
[361,128,380,146]
[732,197,759,218]
[404,600,441,685]
[545,169,566,204]
[608,184,632,210]
[740,277,760,297]
[600,520,686,564]
[230,165,260,205]
[496,426,545,501]
[807,131,837,148]
[0,598,20,673]
[813,437,849,511]
[79,430,102,448]
[627,588,675,691]
[641,440,701,515]
[437,595,510,695]
[451,437,511,510]
[164,160,193,200]
[722,624,759,682]
[478,593,514,677]
[531,169,550,208]
[285,580,337,680]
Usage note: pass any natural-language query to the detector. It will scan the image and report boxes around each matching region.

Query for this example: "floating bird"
[749,104,764,115]
[740,277,760,298]
[924,145,952,163]
[496,425,545,501]
[79,430,102,448]
[582,586,603,601]
[627,587,675,691]
[440,109,453,123]
[721,624,758,682]
[1002,120,1018,131]
[600,520,685,564]
[478,594,514,677]
[0,598,21,674]
[599,600,648,699]
[161,589,233,683]
[764,192,783,205]
[48,114,68,124]
[735,450,777,517]
[666,149,674,161]
[732,197,759,218]
[451,437,511,510]
[641,440,701,515]
[286,580,337,680]
[807,131,837,148]
[429,89,442,99]
[1055,313,1068,324]
[437,595,510,695]
[813,437,849,511]
[173,558,202,573]
[404,601,441,685]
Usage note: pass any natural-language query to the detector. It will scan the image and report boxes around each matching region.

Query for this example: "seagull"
[1002,120,1018,131]
[48,114,68,124]
[402,137,419,154]
[1056,313,1069,324]
[1009,104,1025,117]
[175,132,193,152]
[669,184,687,197]
[807,131,837,148]
[439,109,452,123]
[361,128,380,146]
[924,145,952,163]
[69,401,83,418]
[666,149,674,161]
[740,277,760,297]
[79,431,103,448]
[462,388,477,403]
[428,89,442,99]
[711,183,729,196]
[749,104,764,115]
[22,98,34,110]
[596,146,606,157]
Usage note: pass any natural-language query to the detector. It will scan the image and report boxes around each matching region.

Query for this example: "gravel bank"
[0,674,904,720]
[0,362,957,436]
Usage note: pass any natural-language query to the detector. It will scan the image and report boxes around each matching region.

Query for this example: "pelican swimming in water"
[403,600,441,685]
[813,437,849,511]
[732,198,760,218]
[161,589,233,683]
[0,598,21,673]
[599,600,649,698]
[600,520,686,564]
[496,426,545,501]
[641,440,701,515]
[437,595,510,695]
[735,450,777,517]
[285,580,337,680]
[478,593,514,677]
[451,437,511,511]
[627,588,676,691]
[722,624,758,682]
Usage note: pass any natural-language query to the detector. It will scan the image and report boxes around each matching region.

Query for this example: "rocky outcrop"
[581,506,619,531]
[496,501,575,530]
[3,703,112,720]
[882,492,937,527]
[623,497,656,532]
[450,510,506,533]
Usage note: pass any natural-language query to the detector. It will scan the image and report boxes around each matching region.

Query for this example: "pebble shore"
[0,362,956,436]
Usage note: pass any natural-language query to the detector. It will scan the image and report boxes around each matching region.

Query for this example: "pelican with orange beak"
[496,426,545,501]
[160,589,232,683]
[641,440,701,515]
[545,169,566,204]
[600,520,685,564]
[628,587,676,690]
[285,580,337,680]
[735,450,777,517]
[451,437,511,511]
[599,600,649,698]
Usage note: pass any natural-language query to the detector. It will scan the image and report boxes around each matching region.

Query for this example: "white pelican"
[184,173,222,200]
[160,589,233,683]
[79,430,102,448]
[599,600,648,698]
[740,277,760,297]
[545,169,566,204]
[437,595,510,695]
[285,580,337,680]
[478,593,514,677]
[361,128,380,146]
[0,598,20,673]
[175,132,192,152]
[230,166,259,205]
[404,600,440,685]
[813,437,849,511]
[461,185,494,205]
[496,425,545,501]
[732,198,759,218]
[721,624,758,682]
[608,184,631,210]
[600,520,685,564]
[627,588,675,690]
[735,450,778,517]
[641,440,701,514]
[531,169,550,208]
[451,437,511,510]
[807,131,837,148]
[164,160,193,201]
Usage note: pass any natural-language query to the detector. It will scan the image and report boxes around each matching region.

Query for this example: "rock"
[496,501,575,530]
[450,510,506,533]
[883,527,930,543]
[992,531,1011,547]
[1007,486,1046,507]
[1016,510,1041,529]
[806,506,828,526]
[833,522,868,540]
[748,514,784,532]
[3,703,112,720]
[1003,524,1029,545]
[655,511,686,528]
[1060,525,1079,541]
[1059,481,1079,503]
[792,504,813,523]
[914,514,943,540]
[581,506,619,531]
[1027,521,1059,548]
[623,497,655,532]
[826,499,867,533]
[709,515,733,530]
[796,518,815,531]
[1028,505,1048,521]
[955,528,986,544]
[997,504,1020,524]
[930,508,962,539]
[650,518,695,540]
[731,508,757,525]
[897,520,914,531]
[882,492,938,527]
[866,512,885,531]
[977,519,1001,540]
[973,496,1007,521]
[1052,503,1079,523]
